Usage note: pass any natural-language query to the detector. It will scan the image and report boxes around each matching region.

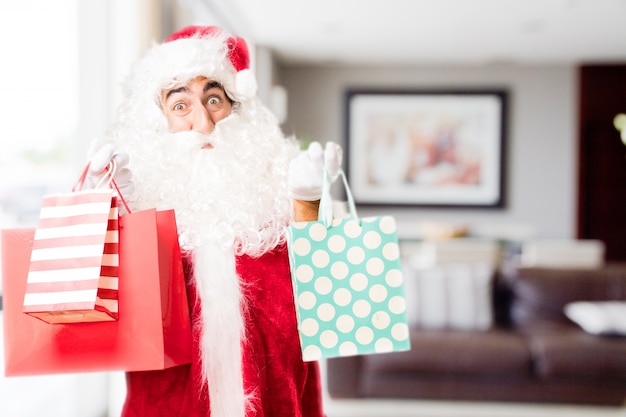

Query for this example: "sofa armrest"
[506,264,626,329]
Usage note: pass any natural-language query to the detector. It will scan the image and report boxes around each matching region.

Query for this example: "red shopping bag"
[2,208,192,376]
[24,188,120,323]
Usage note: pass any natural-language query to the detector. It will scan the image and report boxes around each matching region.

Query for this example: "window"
[0,3,111,417]
[0,0,80,227]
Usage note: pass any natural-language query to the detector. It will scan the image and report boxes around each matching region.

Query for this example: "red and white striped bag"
[23,164,120,323]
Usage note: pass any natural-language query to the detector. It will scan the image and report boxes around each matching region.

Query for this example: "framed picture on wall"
[345,89,507,208]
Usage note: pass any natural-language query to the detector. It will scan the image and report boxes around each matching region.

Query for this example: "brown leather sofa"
[326,264,626,406]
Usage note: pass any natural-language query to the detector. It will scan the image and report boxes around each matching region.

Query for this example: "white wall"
[279,65,578,240]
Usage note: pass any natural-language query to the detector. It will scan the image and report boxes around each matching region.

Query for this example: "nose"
[191,105,215,134]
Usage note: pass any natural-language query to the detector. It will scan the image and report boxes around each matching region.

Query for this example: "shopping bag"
[287,169,411,362]
[23,163,120,323]
[2,208,192,376]
[24,189,119,323]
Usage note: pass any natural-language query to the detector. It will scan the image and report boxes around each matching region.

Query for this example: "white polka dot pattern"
[287,215,411,361]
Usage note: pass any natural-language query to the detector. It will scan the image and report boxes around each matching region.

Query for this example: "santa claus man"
[87,26,341,417]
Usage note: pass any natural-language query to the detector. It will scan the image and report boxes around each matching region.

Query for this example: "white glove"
[288,141,343,201]
[86,144,135,198]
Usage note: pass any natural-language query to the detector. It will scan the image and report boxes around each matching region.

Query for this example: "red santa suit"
[91,26,325,417]
[122,247,323,417]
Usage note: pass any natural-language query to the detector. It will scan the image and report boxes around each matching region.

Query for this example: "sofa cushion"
[564,301,626,335]
[403,263,495,330]
[527,327,626,381]
[362,329,530,376]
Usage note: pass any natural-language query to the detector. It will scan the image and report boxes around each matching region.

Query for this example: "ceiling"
[191,0,626,66]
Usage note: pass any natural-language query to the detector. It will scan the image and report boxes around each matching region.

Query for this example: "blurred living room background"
[1,0,625,416]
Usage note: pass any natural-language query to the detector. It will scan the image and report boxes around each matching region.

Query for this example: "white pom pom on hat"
[165,25,258,99]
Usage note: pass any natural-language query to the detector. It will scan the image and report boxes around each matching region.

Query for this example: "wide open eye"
[207,96,222,106]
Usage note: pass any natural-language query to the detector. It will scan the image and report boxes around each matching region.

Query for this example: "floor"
[323,398,626,417]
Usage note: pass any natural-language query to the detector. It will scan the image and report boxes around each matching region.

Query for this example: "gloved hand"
[86,144,135,198]
[288,141,343,201]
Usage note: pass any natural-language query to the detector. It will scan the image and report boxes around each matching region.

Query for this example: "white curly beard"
[105,104,298,257]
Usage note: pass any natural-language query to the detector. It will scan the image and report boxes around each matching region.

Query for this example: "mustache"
[169,130,213,150]
[168,119,239,151]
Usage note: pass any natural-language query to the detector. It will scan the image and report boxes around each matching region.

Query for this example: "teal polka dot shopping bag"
[287,168,411,361]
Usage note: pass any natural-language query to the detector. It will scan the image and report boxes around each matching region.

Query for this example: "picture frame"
[345,89,507,208]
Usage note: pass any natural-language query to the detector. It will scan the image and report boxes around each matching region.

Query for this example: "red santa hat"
[116,25,259,131]
[164,25,257,99]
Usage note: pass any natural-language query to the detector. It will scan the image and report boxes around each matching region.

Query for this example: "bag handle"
[73,163,91,191]
[73,159,115,191]
[73,160,132,214]
[318,167,359,228]
[106,163,132,214]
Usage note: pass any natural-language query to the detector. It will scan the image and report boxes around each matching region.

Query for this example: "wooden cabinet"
[577,64,626,261]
